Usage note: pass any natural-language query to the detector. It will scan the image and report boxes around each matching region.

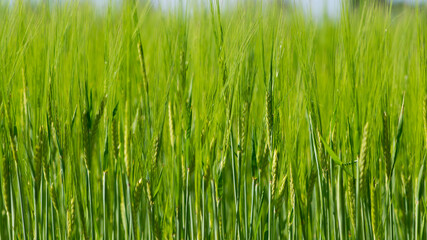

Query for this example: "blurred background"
[107,0,426,19]
[3,0,427,18]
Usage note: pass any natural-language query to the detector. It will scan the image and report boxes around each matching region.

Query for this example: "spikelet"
[124,100,131,177]
[370,181,378,237]
[1,152,11,214]
[271,150,278,198]
[239,102,248,152]
[287,162,296,227]
[168,101,175,149]
[50,184,58,213]
[34,126,45,194]
[265,89,273,153]
[289,162,296,210]
[370,181,383,240]
[146,181,154,206]
[216,158,226,203]
[151,134,161,175]
[181,155,186,181]
[274,175,287,208]
[424,97,427,150]
[67,197,75,238]
[346,177,356,230]
[82,110,91,171]
[382,112,391,179]
[359,122,369,198]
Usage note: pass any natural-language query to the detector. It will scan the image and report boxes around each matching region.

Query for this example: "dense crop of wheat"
[0,0,426,239]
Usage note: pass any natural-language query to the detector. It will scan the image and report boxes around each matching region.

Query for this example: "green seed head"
[347,177,356,230]
[359,122,369,198]
[1,153,10,214]
[34,126,46,195]
[168,101,175,149]
[271,149,278,198]
[67,197,75,238]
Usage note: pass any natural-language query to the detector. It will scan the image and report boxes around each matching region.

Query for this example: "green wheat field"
[0,0,426,239]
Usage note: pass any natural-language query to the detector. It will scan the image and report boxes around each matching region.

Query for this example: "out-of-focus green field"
[0,0,426,239]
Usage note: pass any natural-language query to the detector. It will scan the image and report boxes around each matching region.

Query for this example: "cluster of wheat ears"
[0,0,426,239]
